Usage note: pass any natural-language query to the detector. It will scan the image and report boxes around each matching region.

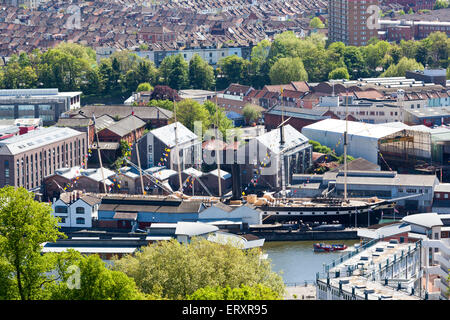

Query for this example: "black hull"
[258,203,393,227]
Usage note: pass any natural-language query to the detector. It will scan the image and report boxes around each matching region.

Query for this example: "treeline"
[0,32,448,100]
[0,186,284,300]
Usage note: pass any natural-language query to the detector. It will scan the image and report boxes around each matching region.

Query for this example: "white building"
[403,213,450,300]
[302,118,432,165]
[52,192,101,228]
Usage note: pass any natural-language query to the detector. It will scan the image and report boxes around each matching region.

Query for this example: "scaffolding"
[378,128,432,168]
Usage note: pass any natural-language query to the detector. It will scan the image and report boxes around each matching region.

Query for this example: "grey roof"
[175,221,219,237]
[0,127,85,155]
[303,118,403,139]
[150,122,198,147]
[334,171,437,187]
[330,158,380,172]
[68,105,173,120]
[98,200,204,214]
[56,118,93,127]
[256,124,309,154]
[402,213,444,228]
[94,115,115,131]
[405,107,450,119]
[434,183,450,192]
[100,115,146,137]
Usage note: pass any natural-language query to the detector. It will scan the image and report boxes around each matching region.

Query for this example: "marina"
[263,240,360,284]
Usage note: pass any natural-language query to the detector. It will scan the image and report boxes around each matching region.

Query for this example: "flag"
[381,211,384,219]
[394,207,399,214]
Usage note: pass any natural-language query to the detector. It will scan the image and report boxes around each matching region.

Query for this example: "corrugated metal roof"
[150,122,198,147]
[303,119,403,139]
[0,127,84,155]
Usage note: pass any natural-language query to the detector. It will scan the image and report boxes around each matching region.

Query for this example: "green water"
[263,240,360,284]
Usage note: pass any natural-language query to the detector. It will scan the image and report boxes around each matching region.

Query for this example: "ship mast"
[215,88,222,198]
[344,89,348,203]
[174,98,183,193]
[89,112,107,194]
[131,107,145,195]
[280,88,286,199]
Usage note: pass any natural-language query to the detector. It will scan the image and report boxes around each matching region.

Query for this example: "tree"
[112,238,285,299]
[328,67,350,80]
[309,17,325,29]
[187,284,281,300]
[0,186,65,300]
[148,99,174,111]
[189,54,215,90]
[433,0,449,9]
[137,82,154,92]
[204,101,234,138]
[242,104,262,125]
[150,85,180,101]
[269,57,308,84]
[381,57,424,77]
[158,54,189,90]
[249,39,271,88]
[174,99,211,133]
[343,46,369,79]
[46,251,147,300]
[216,55,251,89]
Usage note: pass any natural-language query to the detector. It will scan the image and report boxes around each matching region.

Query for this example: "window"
[76,217,85,225]
[445,194,449,199]
[55,206,68,213]
[59,217,66,224]
[76,207,85,214]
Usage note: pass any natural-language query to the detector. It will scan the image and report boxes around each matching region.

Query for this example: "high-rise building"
[328,0,380,46]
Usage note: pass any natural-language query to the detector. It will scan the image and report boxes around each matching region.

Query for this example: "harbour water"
[263,240,360,284]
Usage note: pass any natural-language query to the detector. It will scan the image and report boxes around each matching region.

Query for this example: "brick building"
[44,166,115,201]
[264,105,339,132]
[97,115,146,145]
[328,0,380,46]
[0,127,87,191]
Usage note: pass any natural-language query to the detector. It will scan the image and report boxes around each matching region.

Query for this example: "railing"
[285,280,316,287]
[322,237,380,275]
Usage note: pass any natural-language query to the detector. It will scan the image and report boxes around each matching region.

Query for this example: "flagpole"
[131,107,145,195]
[93,114,108,194]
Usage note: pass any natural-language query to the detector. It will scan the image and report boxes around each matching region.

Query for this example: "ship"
[245,193,394,227]
[313,243,348,252]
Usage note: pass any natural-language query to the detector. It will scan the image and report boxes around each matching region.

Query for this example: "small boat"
[313,243,348,252]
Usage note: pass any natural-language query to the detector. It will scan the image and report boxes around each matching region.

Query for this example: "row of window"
[55,206,85,214]
[58,217,85,225]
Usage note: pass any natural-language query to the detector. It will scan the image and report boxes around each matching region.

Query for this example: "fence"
[322,237,380,276]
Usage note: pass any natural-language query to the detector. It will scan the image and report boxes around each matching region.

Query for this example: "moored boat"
[313,243,347,252]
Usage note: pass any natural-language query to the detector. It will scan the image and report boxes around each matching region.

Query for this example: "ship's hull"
[257,201,393,227]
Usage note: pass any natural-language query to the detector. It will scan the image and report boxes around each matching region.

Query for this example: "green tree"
[249,39,271,88]
[343,46,369,79]
[113,238,284,299]
[148,99,174,111]
[159,54,189,90]
[309,17,325,29]
[0,186,65,300]
[189,54,215,90]
[216,55,251,89]
[187,284,281,300]
[46,251,147,300]
[433,0,449,9]
[269,57,308,84]
[242,104,262,125]
[137,82,154,92]
[328,67,350,80]
[204,101,234,138]
[174,99,210,133]
[381,57,424,77]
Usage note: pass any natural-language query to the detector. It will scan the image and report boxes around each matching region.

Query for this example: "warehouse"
[301,119,432,166]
